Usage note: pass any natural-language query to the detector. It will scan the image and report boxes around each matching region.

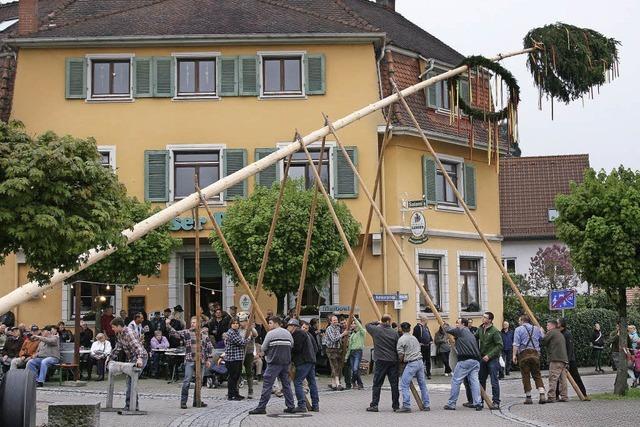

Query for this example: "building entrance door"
[183,257,223,319]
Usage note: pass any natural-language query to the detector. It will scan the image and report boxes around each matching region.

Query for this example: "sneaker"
[462,402,475,408]
[366,406,379,412]
[180,403,188,409]
[283,407,296,414]
[427,375,432,380]
[337,385,345,391]
[311,407,320,412]
[443,405,456,410]
[36,382,44,388]
[396,407,411,413]
[345,384,352,390]
[524,397,533,405]
[293,407,307,413]
[248,408,266,415]
[475,405,483,411]
[421,406,431,412]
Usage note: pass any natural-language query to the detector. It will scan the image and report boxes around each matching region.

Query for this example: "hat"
[287,319,300,327]
[173,305,184,313]
[163,308,172,313]
[238,312,249,322]
[11,326,20,331]
[30,324,39,331]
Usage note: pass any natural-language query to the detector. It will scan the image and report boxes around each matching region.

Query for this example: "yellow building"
[0,0,504,337]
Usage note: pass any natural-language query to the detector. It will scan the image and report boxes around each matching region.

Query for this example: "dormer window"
[426,69,469,111]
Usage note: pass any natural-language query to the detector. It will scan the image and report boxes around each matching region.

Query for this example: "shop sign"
[239,294,252,311]
[408,211,428,244]
[169,212,224,231]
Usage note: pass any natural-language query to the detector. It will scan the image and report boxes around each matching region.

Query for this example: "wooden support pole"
[390,80,586,402]
[73,281,81,375]
[295,135,327,317]
[193,176,203,406]
[195,185,268,327]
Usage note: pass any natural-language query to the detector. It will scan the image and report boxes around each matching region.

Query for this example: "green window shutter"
[255,148,279,188]
[334,146,358,199]
[218,56,238,97]
[223,149,247,200]
[65,57,86,99]
[459,79,470,104]
[305,54,325,95]
[144,150,169,202]
[153,57,174,97]
[239,55,258,96]
[133,57,153,98]
[422,155,437,204]
[464,163,477,209]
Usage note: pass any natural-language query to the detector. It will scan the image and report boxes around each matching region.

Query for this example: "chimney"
[18,0,39,35]
[376,0,396,11]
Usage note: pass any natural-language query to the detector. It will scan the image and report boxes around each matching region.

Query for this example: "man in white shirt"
[128,313,144,339]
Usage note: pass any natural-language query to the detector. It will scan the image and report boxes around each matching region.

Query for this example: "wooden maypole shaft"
[193,175,203,406]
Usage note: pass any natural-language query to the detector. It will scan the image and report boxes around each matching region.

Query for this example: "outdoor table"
[162,350,186,383]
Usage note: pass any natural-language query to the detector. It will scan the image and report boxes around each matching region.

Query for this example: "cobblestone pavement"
[35,369,636,426]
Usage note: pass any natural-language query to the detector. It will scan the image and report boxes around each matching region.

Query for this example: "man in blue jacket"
[500,321,514,378]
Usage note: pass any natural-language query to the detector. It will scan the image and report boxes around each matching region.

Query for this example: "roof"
[2,0,464,65]
[499,154,590,240]
[0,0,69,34]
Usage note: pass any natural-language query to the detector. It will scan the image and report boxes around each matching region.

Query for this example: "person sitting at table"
[78,321,94,379]
[150,330,170,377]
[90,333,112,381]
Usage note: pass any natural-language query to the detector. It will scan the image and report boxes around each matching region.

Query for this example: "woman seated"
[90,333,112,381]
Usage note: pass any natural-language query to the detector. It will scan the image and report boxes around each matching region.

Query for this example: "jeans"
[349,349,363,387]
[421,345,431,376]
[479,357,501,404]
[440,352,452,373]
[150,351,161,376]
[447,359,481,407]
[294,363,319,409]
[592,348,603,370]
[400,359,430,409]
[227,360,243,398]
[256,363,294,410]
[370,360,399,409]
[181,361,204,404]
[126,358,147,410]
[27,357,59,383]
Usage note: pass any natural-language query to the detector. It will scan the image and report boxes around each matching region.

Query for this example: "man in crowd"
[1,326,24,373]
[166,316,212,408]
[288,318,319,413]
[477,312,503,409]
[346,315,366,390]
[208,308,230,348]
[323,315,348,391]
[57,321,74,343]
[500,321,514,378]
[78,320,94,379]
[396,322,430,413]
[120,310,130,324]
[128,313,144,339]
[0,324,6,350]
[27,325,60,387]
[11,325,40,370]
[366,314,400,412]
[542,319,568,403]
[110,317,148,411]
[443,318,482,411]
[224,318,246,401]
[249,317,294,415]
[229,306,239,320]
[558,317,588,399]
[100,306,115,346]
[413,315,432,380]
[512,314,546,404]
[238,313,258,398]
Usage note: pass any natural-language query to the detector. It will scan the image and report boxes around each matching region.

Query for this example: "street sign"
[406,199,426,208]
[373,293,409,302]
[549,289,576,311]
[408,211,428,244]
[318,305,358,313]
[239,294,251,311]
[394,300,404,310]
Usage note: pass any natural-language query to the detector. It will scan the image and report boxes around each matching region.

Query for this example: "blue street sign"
[549,289,576,311]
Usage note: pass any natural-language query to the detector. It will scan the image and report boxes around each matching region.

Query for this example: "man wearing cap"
[1,326,24,373]
[11,325,40,370]
[27,325,61,387]
[288,318,319,412]
[171,305,186,330]
[238,313,258,398]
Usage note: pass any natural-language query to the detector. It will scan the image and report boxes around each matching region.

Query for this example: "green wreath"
[447,55,520,122]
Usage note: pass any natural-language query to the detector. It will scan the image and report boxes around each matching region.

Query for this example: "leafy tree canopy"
[211,180,360,305]
[527,244,578,295]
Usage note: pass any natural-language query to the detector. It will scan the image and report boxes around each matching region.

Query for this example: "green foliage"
[527,244,578,294]
[555,167,640,314]
[0,121,129,284]
[76,199,181,286]
[211,179,360,302]
[524,23,620,103]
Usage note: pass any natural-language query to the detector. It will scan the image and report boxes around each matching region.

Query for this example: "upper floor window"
[98,146,116,170]
[285,148,330,192]
[262,55,303,96]
[173,151,220,201]
[460,258,480,312]
[177,58,217,97]
[502,258,516,274]
[548,208,559,222]
[436,161,459,205]
[91,59,131,99]
[419,256,441,313]
[426,69,470,110]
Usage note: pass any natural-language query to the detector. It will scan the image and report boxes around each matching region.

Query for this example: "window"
[262,55,303,96]
[91,59,131,98]
[548,209,559,222]
[460,258,480,312]
[284,148,330,192]
[419,257,441,312]
[173,151,220,200]
[300,276,333,309]
[426,70,470,110]
[502,258,516,274]
[177,58,216,97]
[70,282,116,321]
[436,161,459,205]
[98,146,116,170]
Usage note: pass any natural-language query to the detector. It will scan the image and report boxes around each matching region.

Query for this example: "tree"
[555,166,640,395]
[0,121,180,286]
[211,180,360,314]
[527,244,579,295]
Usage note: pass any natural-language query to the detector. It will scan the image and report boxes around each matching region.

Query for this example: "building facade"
[0,0,506,335]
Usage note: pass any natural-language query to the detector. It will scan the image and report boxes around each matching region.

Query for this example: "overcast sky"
[396,0,639,171]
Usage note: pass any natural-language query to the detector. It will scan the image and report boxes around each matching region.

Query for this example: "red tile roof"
[499,154,590,239]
